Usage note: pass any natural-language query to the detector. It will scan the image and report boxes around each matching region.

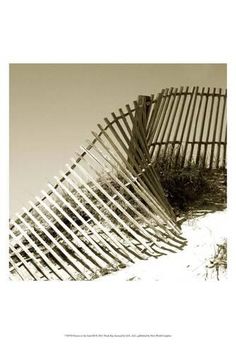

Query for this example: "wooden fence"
[148,87,227,169]
[9,86,227,281]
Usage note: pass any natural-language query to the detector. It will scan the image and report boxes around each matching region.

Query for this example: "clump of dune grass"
[154,148,227,215]
[205,240,227,280]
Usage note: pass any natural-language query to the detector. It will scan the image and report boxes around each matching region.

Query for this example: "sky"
[10,64,227,216]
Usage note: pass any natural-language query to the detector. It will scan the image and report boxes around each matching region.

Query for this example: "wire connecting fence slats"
[9,86,227,281]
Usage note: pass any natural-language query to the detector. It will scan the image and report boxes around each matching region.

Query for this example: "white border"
[1,1,235,343]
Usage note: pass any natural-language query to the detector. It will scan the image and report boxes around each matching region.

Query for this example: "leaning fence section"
[9,86,226,281]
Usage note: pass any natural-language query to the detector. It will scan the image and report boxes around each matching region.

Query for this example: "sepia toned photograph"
[9,64,227,282]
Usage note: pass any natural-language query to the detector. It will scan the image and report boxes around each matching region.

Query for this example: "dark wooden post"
[127,95,176,219]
